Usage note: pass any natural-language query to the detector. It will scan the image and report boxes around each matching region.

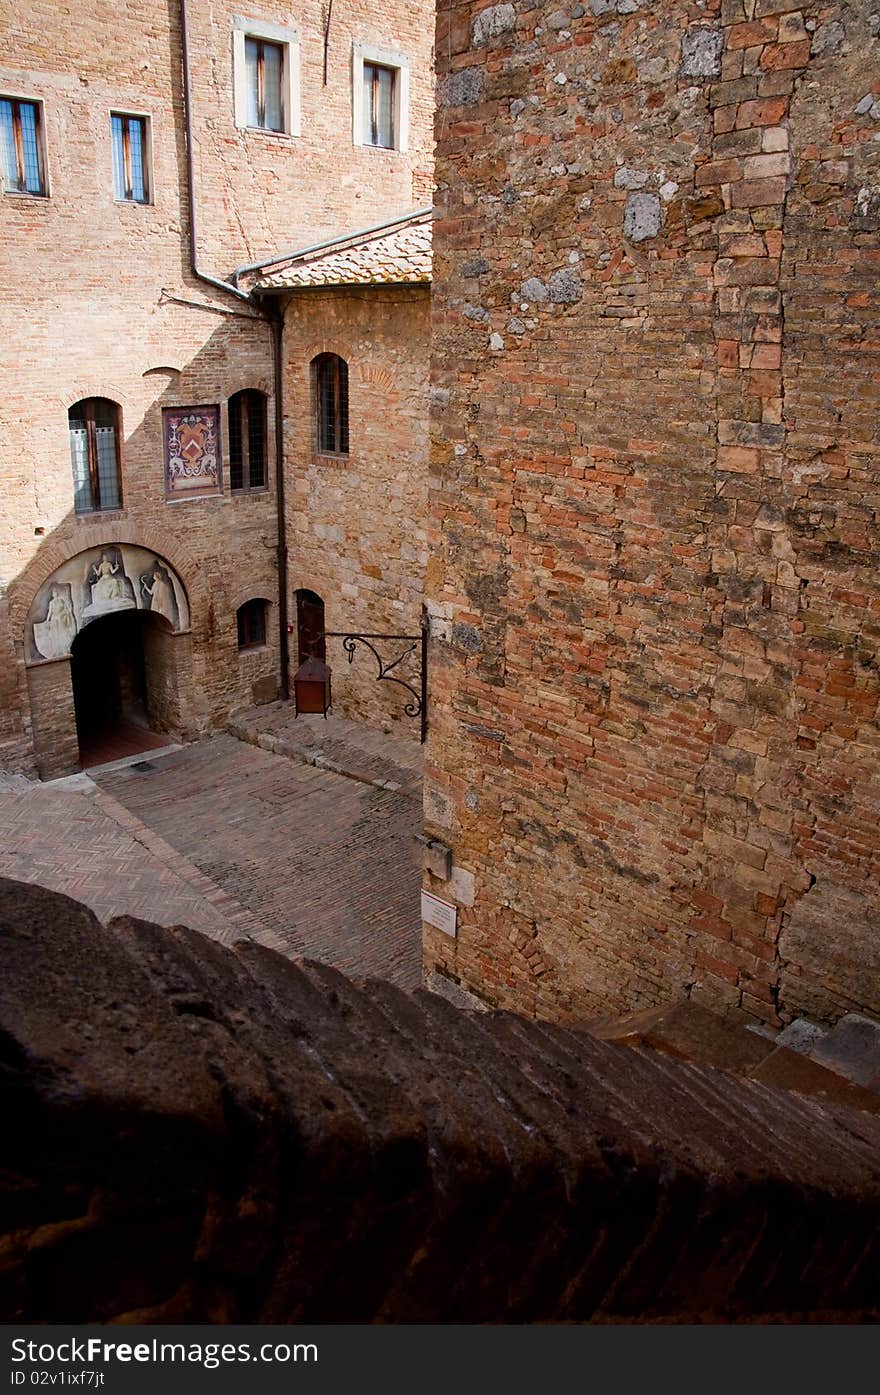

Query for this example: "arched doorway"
[295,589,326,663]
[70,610,173,766]
[24,542,192,774]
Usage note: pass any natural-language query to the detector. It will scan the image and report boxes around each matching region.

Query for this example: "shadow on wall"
[2,316,282,779]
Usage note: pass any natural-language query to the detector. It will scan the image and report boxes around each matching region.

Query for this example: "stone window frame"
[108,109,153,205]
[351,42,409,154]
[1,92,49,197]
[232,15,301,138]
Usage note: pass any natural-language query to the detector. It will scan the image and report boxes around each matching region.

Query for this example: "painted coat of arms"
[163,405,221,498]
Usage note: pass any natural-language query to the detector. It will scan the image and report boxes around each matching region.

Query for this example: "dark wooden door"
[296,590,326,663]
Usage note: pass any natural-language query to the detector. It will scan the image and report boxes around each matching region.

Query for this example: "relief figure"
[32,584,77,661]
[140,560,179,628]
[82,549,135,620]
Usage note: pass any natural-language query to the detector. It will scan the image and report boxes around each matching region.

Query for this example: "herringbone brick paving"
[0,782,238,943]
[94,733,422,987]
[0,731,422,987]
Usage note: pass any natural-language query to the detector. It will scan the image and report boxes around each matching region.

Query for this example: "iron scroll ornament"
[320,611,429,742]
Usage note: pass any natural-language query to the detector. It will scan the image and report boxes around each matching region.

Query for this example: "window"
[363,63,395,148]
[313,355,349,456]
[0,97,46,195]
[69,399,122,513]
[237,599,268,650]
[352,45,409,153]
[245,38,284,132]
[232,18,301,136]
[228,390,268,491]
[111,113,149,203]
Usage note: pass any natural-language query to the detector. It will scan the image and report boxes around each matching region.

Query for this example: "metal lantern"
[293,656,332,718]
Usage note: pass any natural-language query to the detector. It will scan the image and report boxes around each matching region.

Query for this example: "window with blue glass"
[111,113,149,203]
[0,97,46,195]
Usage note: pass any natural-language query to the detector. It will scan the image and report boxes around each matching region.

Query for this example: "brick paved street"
[0,729,423,988]
[95,735,422,986]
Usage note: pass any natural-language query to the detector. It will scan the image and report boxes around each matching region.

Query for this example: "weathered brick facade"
[0,0,433,775]
[426,0,880,1025]
[279,284,430,731]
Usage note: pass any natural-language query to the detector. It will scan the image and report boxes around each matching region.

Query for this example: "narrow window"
[362,63,395,149]
[228,390,268,491]
[245,37,284,132]
[0,97,46,195]
[237,599,268,650]
[314,354,349,456]
[69,399,122,513]
[111,113,149,203]
[296,589,326,664]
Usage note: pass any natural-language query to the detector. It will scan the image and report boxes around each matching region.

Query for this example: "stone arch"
[11,525,201,635]
[228,583,275,616]
[24,543,190,667]
[224,374,272,398]
[57,381,136,413]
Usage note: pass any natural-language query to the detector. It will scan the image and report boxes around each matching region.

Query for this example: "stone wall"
[2,876,879,1323]
[426,0,880,1025]
[0,0,434,774]
[282,286,430,733]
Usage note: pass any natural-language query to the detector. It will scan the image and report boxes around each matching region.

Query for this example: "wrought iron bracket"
[321,608,429,742]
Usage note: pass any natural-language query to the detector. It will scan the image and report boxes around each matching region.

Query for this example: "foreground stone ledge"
[1,877,878,1324]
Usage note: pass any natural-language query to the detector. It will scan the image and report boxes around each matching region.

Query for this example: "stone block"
[623,192,661,242]
[680,27,724,79]
[811,1015,880,1089]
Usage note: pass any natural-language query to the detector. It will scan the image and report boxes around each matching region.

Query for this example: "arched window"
[237,598,268,650]
[228,389,268,491]
[313,354,349,455]
[295,589,325,663]
[69,398,122,513]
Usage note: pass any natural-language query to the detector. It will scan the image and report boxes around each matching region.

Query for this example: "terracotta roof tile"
[256,212,432,290]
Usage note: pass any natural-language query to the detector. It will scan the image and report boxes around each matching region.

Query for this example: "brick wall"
[0,0,434,774]
[3,877,878,1323]
[26,662,80,780]
[282,286,429,733]
[426,0,880,1025]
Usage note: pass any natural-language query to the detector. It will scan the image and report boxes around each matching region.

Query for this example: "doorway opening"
[295,588,326,663]
[70,611,173,768]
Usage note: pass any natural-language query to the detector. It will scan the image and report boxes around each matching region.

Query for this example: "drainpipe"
[179,0,253,305]
[179,0,289,698]
[270,304,290,699]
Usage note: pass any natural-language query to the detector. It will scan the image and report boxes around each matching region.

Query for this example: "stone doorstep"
[227,714,417,794]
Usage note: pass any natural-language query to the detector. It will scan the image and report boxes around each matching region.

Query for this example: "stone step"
[775,1017,827,1055]
[750,1046,880,1115]
[810,1014,880,1089]
[590,998,880,1114]
[589,998,778,1074]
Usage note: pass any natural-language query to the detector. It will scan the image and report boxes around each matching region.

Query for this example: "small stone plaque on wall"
[163,405,221,499]
[422,890,457,938]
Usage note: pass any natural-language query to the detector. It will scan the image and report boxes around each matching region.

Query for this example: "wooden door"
[296,590,326,663]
